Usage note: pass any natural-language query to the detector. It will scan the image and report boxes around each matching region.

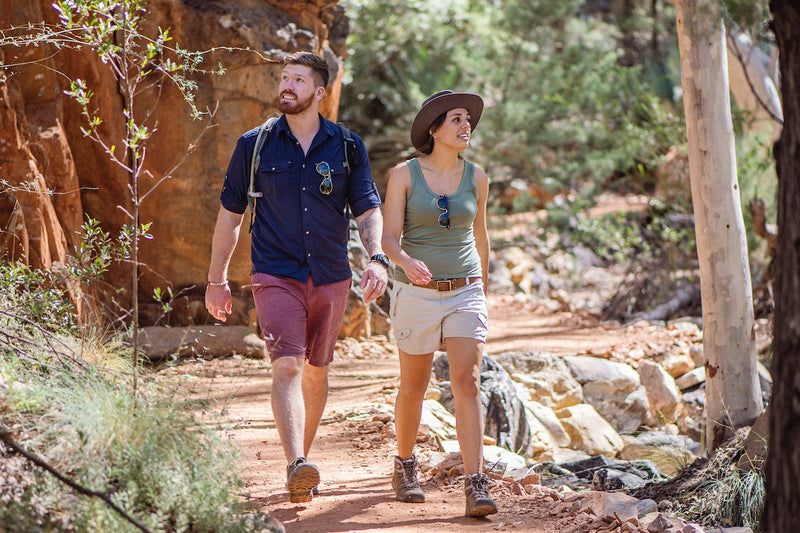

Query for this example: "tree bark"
[764,2,800,530]
[676,0,763,454]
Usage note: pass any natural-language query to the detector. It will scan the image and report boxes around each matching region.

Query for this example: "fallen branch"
[636,279,698,323]
[0,425,153,533]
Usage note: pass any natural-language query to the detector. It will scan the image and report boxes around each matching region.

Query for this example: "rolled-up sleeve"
[346,135,382,217]
[220,134,251,215]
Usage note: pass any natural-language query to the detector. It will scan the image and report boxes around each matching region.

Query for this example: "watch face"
[371,254,389,267]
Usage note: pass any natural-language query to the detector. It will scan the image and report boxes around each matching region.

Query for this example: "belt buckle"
[437,280,453,291]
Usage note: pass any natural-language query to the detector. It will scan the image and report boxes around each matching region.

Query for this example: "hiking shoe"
[391,455,425,503]
[464,473,497,517]
[286,457,320,503]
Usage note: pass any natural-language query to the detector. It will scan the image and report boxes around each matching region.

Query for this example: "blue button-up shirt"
[220,114,381,286]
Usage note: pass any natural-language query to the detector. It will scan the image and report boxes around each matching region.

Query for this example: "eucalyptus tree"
[675,0,764,453]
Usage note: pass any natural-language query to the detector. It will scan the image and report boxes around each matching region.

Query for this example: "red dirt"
[171,294,679,533]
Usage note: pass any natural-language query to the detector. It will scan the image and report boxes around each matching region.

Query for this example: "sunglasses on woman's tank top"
[437,195,450,229]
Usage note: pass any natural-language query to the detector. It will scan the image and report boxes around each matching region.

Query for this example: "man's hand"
[205,284,233,322]
[360,262,388,304]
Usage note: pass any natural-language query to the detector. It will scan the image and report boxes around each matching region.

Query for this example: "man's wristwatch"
[369,253,390,269]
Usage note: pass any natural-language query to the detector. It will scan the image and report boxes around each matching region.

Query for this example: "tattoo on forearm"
[358,217,380,254]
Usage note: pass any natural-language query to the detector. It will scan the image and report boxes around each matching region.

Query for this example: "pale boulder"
[566,356,650,433]
[638,360,682,425]
[497,351,583,410]
[676,367,706,390]
[556,404,624,457]
[524,399,572,448]
[652,345,696,378]
[580,491,654,522]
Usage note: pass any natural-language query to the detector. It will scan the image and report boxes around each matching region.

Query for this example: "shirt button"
[305,231,310,235]
[307,253,311,257]
[302,164,305,169]
[302,187,306,191]
[304,208,308,211]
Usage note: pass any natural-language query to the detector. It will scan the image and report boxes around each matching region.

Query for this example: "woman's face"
[431,108,472,150]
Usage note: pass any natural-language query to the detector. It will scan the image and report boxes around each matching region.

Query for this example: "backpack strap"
[338,124,360,241]
[339,123,356,177]
[248,116,279,232]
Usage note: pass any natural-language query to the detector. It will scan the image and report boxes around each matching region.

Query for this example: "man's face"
[278,64,322,115]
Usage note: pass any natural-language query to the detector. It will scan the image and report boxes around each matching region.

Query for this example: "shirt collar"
[274,113,337,141]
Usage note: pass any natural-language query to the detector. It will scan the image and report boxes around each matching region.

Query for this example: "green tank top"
[395,158,482,284]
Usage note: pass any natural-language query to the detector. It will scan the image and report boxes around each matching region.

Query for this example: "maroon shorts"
[251,272,351,367]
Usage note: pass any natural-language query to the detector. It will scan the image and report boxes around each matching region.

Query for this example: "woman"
[381,90,496,517]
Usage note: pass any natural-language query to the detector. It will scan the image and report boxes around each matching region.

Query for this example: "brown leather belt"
[413,276,482,291]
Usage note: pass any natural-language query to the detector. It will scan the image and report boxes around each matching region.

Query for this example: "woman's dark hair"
[417,112,448,155]
[283,52,330,88]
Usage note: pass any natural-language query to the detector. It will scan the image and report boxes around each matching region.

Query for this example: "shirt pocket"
[324,160,349,199]
[257,160,295,196]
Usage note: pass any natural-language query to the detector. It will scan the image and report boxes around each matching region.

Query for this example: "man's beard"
[278,91,315,114]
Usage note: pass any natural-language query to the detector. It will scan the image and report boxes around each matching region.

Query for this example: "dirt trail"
[169,294,674,533]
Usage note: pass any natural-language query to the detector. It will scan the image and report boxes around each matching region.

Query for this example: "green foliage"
[0,310,268,532]
[152,286,174,315]
[70,217,116,282]
[0,215,155,334]
[340,0,485,158]
[479,3,684,191]
[0,263,78,333]
[722,0,771,31]
[543,197,696,267]
[341,0,685,196]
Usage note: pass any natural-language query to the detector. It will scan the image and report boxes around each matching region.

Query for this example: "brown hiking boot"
[286,457,320,503]
[464,473,497,517]
[391,455,425,503]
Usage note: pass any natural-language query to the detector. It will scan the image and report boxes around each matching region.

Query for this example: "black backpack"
[247,116,359,232]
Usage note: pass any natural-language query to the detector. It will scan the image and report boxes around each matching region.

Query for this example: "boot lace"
[400,458,419,483]
[468,473,489,496]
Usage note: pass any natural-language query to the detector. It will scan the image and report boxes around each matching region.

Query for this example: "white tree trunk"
[727,29,783,142]
[676,0,764,453]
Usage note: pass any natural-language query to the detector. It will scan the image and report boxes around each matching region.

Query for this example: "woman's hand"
[402,258,432,286]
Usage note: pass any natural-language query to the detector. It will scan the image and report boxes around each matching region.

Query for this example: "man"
[205,52,389,504]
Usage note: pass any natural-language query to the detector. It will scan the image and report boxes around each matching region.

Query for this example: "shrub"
[0,300,268,532]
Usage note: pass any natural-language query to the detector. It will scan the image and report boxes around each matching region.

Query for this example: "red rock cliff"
[0,0,349,324]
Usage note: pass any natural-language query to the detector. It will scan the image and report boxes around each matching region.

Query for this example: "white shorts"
[389,280,488,355]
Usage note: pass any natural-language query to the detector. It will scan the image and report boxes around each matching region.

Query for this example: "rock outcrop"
[1,0,349,325]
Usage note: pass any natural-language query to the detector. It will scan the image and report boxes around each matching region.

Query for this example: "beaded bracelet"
[207,280,228,287]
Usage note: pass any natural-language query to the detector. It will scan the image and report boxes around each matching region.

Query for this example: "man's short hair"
[283,52,330,88]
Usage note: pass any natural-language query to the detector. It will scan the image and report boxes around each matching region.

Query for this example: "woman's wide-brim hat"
[411,90,484,151]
